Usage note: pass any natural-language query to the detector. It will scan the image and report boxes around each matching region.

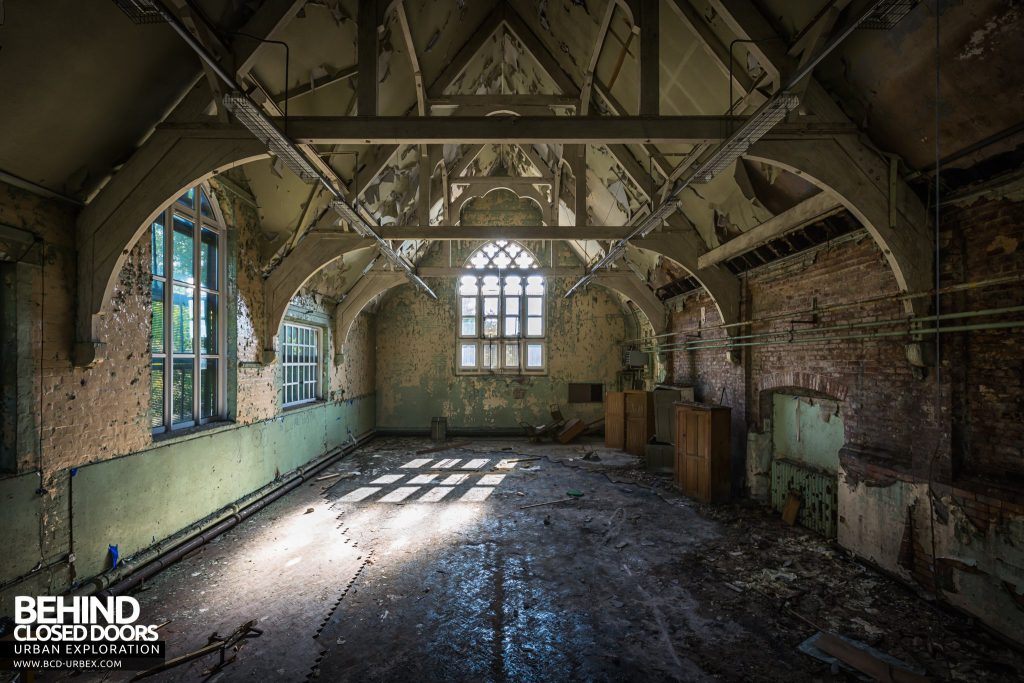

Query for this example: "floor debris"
[131,620,263,681]
[48,437,1024,683]
[801,631,930,682]
[415,440,473,455]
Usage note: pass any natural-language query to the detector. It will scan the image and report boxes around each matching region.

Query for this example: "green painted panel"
[71,395,373,578]
[0,472,43,579]
[772,394,844,472]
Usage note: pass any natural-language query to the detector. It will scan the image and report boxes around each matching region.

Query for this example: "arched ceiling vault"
[51,0,978,365]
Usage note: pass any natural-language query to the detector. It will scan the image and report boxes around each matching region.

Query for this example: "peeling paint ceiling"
[1,0,1019,305]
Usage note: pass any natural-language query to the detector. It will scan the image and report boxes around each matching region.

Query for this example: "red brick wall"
[669,235,947,484]
[941,196,1024,484]
[665,193,1024,494]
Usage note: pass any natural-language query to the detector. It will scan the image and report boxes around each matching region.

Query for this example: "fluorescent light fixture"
[223,93,321,184]
[222,92,437,299]
[112,0,167,24]
[860,0,918,30]
[691,93,800,184]
[565,92,801,299]
[327,199,438,299]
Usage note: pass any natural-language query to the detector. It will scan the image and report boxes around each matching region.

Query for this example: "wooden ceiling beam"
[164,116,851,145]
[376,225,638,240]
[696,192,844,269]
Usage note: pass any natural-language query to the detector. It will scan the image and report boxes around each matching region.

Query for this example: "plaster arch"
[75,130,268,365]
[746,138,931,316]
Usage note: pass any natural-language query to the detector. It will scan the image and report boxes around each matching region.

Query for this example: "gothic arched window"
[457,241,545,374]
[150,183,225,432]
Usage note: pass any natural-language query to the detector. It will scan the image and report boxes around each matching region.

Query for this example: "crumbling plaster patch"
[375,242,628,429]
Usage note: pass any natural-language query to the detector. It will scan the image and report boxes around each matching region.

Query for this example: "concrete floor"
[45,438,1024,682]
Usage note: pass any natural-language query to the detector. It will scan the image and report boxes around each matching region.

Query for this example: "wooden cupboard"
[624,390,655,456]
[604,392,625,449]
[674,402,731,503]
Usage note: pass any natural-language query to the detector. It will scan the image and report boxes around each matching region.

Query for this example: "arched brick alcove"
[755,372,849,426]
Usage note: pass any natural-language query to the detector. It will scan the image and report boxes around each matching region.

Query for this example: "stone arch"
[331,272,406,363]
[755,371,850,426]
[633,230,742,333]
[590,272,667,335]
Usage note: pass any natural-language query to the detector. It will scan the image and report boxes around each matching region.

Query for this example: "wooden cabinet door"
[625,417,644,455]
[605,392,625,449]
[624,391,649,456]
[674,409,686,487]
[675,404,731,503]
[624,391,646,417]
[682,410,700,497]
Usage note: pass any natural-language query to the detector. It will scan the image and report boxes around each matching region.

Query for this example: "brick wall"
[666,204,1024,490]
[668,232,950,485]
[942,196,1024,483]
[663,193,1024,637]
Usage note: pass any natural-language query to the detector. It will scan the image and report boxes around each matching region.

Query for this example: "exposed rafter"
[376,225,634,240]
[697,192,844,269]
[639,0,660,116]
[274,65,357,107]
[357,0,378,116]
[164,116,853,145]
[580,0,617,116]
[666,0,754,95]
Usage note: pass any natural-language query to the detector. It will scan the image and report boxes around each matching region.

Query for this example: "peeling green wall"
[375,243,628,431]
[0,394,373,610]
[70,395,372,579]
[772,394,845,472]
[0,471,43,582]
[839,476,1024,642]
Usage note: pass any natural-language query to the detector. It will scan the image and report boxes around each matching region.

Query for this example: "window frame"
[280,321,323,408]
[150,184,227,434]
[456,242,547,376]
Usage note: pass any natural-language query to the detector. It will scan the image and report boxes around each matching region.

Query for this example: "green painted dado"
[70,395,373,579]
[376,243,629,431]
[0,470,44,581]
[0,394,372,609]
[772,394,845,472]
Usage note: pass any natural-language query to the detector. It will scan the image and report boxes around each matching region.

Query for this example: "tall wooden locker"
[674,402,731,503]
[624,390,654,456]
[604,392,626,449]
